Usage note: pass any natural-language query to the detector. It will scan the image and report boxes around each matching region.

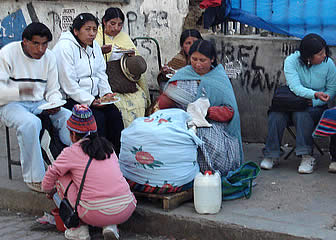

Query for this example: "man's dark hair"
[22,22,52,42]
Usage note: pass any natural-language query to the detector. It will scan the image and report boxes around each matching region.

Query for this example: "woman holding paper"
[96,7,150,127]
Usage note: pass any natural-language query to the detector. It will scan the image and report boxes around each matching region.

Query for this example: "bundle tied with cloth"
[164,84,212,128]
[106,54,147,93]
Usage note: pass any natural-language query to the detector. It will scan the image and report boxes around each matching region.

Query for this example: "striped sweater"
[0,41,62,106]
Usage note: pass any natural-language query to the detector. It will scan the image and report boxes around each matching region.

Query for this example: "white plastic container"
[193,171,222,214]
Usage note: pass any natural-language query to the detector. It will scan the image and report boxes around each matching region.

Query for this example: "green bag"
[222,161,260,200]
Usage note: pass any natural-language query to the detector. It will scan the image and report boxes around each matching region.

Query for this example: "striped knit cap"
[67,104,97,134]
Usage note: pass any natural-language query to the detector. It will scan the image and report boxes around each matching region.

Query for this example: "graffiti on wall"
[127,11,162,69]
[217,40,283,93]
[144,11,168,29]
[0,9,27,48]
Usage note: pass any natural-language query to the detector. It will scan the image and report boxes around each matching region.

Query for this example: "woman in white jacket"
[53,13,124,155]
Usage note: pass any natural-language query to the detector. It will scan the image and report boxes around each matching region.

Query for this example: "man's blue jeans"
[263,106,327,158]
[0,101,72,183]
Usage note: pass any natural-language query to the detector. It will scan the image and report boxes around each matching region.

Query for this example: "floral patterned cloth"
[119,108,201,188]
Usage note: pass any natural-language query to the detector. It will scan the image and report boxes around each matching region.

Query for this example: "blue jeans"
[0,101,72,182]
[263,106,327,158]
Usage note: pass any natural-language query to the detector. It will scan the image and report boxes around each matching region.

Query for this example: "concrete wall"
[207,34,335,145]
[0,1,334,144]
[205,35,299,142]
[0,0,189,90]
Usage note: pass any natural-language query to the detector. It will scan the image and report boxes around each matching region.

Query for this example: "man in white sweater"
[0,22,72,192]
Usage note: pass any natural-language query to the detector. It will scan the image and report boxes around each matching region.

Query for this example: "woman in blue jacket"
[261,34,336,174]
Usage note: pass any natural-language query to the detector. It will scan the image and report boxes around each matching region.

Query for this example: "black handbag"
[59,157,93,229]
[269,86,309,112]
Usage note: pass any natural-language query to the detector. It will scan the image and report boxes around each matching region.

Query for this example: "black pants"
[64,99,124,156]
[330,135,336,162]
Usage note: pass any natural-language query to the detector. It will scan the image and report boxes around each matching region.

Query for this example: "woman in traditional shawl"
[158,39,243,176]
[96,7,150,127]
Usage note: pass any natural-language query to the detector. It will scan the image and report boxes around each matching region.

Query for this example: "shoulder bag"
[59,157,93,229]
[269,85,309,112]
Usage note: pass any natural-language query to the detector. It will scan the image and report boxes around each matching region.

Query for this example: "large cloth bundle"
[119,108,201,188]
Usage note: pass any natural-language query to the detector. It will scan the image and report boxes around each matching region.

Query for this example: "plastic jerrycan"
[193,171,222,214]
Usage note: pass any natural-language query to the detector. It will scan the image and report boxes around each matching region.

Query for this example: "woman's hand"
[91,99,102,107]
[161,64,175,75]
[314,92,330,102]
[127,48,136,57]
[46,188,57,199]
[101,45,112,54]
[103,93,117,99]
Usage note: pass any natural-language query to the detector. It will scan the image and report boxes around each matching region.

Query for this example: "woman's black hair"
[179,29,203,47]
[101,7,125,51]
[70,13,99,46]
[299,33,329,66]
[102,7,125,25]
[74,132,114,160]
[22,22,52,42]
[188,39,218,66]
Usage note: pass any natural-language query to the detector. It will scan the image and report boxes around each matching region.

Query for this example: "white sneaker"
[260,158,279,170]
[103,224,119,240]
[65,225,90,240]
[328,162,336,173]
[298,155,316,174]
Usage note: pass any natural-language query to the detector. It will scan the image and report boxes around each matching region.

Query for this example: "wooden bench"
[133,189,193,211]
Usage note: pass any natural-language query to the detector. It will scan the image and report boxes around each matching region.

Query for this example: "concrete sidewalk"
[1,125,336,240]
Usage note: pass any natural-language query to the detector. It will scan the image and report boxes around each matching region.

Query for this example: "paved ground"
[0,209,176,240]
[1,125,336,239]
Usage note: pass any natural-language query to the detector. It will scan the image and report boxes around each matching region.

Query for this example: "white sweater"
[0,41,62,106]
[52,31,112,105]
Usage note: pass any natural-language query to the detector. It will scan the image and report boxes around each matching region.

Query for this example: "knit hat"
[67,105,97,134]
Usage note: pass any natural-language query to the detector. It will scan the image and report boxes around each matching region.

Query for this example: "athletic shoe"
[298,155,316,174]
[103,224,119,240]
[65,225,90,240]
[260,157,279,170]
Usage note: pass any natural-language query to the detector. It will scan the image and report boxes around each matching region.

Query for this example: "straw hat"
[120,55,147,82]
[106,54,147,93]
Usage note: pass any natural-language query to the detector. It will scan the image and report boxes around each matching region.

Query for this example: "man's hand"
[46,107,61,115]
[19,87,34,96]
[101,45,112,54]
[314,92,330,102]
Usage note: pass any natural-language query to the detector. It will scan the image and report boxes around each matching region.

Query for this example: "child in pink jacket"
[42,104,136,240]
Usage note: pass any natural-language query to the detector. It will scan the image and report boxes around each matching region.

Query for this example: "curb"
[0,178,326,240]
[121,204,321,240]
